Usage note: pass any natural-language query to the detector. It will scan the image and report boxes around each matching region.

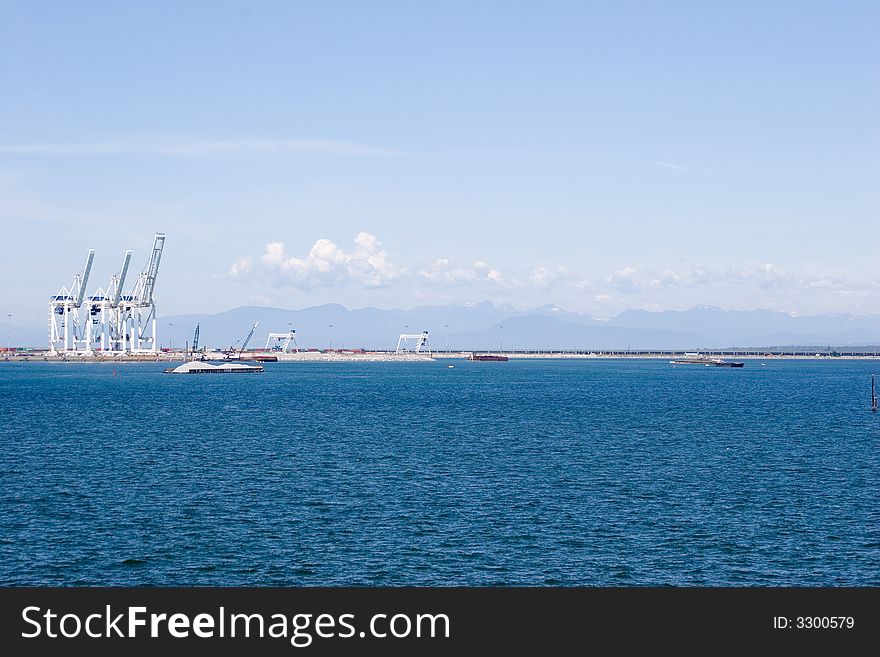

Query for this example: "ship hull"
[671,359,743,367]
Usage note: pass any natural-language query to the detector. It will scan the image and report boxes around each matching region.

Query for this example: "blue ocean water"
[1,359,878,586]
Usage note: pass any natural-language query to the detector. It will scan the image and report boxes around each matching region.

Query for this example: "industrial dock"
[2,231,875,364]
[3,349,879,362]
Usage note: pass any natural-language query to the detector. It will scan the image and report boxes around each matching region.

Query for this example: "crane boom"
[110,250,132,305]
[140,232,165,305]
[240,321,259,353]
[74,250,96,306]
[192,323,200,354]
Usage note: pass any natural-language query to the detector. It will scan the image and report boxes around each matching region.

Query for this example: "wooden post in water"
[873,375,877,412]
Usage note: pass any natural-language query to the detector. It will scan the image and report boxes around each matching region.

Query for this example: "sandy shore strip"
[3,350,879,362]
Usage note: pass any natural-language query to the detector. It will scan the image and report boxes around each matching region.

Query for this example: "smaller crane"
[190,323,201,361]
[226,321,259,359]
[239,321,258,357]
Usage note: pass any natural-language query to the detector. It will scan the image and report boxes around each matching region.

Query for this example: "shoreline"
[2,351,879,363]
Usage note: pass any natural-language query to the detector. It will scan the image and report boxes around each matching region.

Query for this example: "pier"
[3,348,880,362]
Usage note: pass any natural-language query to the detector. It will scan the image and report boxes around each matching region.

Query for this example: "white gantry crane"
[85,250,132,353]
[48,232,166,355]
[396,330,430,355]
[48,250,95,353]
[120,232,166,353]
[265,330,297,353]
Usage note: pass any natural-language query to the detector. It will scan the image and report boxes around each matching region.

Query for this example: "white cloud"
[528,265,572,288]
[580,261,877,317]
[606,266,641,291]
[229,257,252,276]
[647,270,683,288]
[260,242,286,268]
[0,137,403,157]
[417,257,510,287]
[229,233,876,315]
[656,160,717,173]
[235,232,400,289]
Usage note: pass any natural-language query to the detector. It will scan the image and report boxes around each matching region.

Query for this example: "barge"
[163,361,264,374]
[670,354,744,368]
[467,353,509,362]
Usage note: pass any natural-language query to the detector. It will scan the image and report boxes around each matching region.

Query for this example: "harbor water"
[1,359,878,585]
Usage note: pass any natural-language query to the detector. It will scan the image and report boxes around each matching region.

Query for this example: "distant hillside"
[447,315,707,351]
[7,303,880,350]
[608,306,880,347]
[158,302,530,351]
[0,323,46,348]
[157,304,880,351]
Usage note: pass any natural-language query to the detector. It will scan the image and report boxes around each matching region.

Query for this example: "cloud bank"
[229,231,877,314]
[232,232,400,288]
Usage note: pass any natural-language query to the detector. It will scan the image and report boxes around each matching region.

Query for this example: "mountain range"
[7,302,879,351]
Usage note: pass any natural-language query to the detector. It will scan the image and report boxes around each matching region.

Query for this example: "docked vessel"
[670,354,744,368]
[467,353,509,362]
[163,361,264,374]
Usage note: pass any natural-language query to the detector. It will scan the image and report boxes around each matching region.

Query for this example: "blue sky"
[1,0,878,325]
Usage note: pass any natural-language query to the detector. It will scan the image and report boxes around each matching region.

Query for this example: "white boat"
[163,361,263,374]
[670,353,744,368]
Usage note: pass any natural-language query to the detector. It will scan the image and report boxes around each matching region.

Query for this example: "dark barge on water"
[467,353,509,362]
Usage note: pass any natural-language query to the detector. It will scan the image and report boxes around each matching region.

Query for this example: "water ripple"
[1,359,878,586]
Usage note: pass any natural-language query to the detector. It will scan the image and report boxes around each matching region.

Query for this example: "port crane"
[396,330,431,355]
[47,232,166,354]
[225,321,259,358]
[189,323,201,360]
[86,250,132,352]
[266,330,297,353]
[48,250,95,353]
[120,232,166,353]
